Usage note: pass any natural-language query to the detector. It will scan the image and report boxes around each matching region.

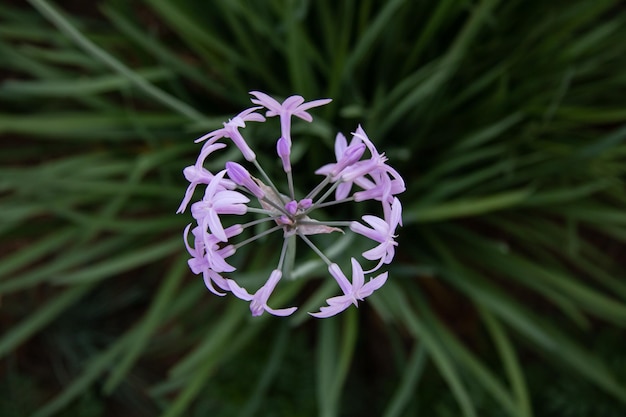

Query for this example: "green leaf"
[405,189,532,223]
[0,283,94,358]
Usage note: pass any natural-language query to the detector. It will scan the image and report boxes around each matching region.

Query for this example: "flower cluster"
[178,92,404,318]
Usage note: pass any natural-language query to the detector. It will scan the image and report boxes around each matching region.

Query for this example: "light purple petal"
[315,163,335,176]
[265,306,298,316]
[389,197,402,229]
[295,98,332,118]
[249,91,282,113]
[358,272,388,299]
[335,182,353,201]
[195,127,226,143]
[309,303,351,318]
[350,220,383,242]
[362,243,387,261]
[362,215,389,235]
[277,137,291,172]
[177,182,197,214]
[350,258,365,290]
[328,263,352,295]
[334,132,347,160]
[283,95,305,110]
[203,269,227,296]
[236,106,265,122]
[183,224,198,255]
[206,209,227,242]
[228,279,254,301]
[228,129,256,161]
[210,246,236,273]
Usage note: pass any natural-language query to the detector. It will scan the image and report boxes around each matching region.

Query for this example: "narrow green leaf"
[0,283,94,358]
[52,237,180,284]
[0,228,75,280]
[343,0,405,77]
[405,189,532,223]
[237,324,289,417]
[0,67,174,97]
[31,331,132,417]
[382,344,427,417]
[415,294,521,417]
[103,256,187,393]
[313,309,358,417]
[480,309,533,417]
[385,282,477,417]
[27,0,207,123]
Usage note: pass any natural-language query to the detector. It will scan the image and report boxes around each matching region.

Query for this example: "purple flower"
[179,92,403,318]
[191,170,249,242]
[183,224,232,295]
[350,197,402,271]
[225,161,265,199]
[353,170,405,204]
[310,258,388,318]
[195,107,265,161]
[276,137,291,173]
[315,132,368,200]
[315,133,365,178]
[228,270,298,317]
[177,145,234,214]
[249,91,331,144]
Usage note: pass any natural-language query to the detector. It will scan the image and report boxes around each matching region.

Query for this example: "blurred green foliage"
[2,0,626,416]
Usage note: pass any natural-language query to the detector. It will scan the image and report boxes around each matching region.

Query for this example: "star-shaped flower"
[249,91,331,144]
[195,107,265,161]
[315,132,366,200]
[349,197,402,272]
[191,170,249,242]
[183,224,235,295]
[177,143,234,214]
[310,258,388,318]
[228,270,298,317]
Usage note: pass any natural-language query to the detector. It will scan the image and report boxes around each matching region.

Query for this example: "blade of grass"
[0,282,95,358]
[378,0,501,135]
[480,308,533,417]
[31,329,133,417]
[1,67,174,97]
[316,319,336,416]
[384,282,477,417]
[103,256,187,393]
[405,188,532,223]
[0,112,185,137]
[382,343,427,417]
[0,227,75,280]
[52,237,180,284]
[427,233,626,403]
[27,0,207,123]
[414,291,521,417]
[159,315,269,417]
[342,0,405,78]
[237,323,289,417]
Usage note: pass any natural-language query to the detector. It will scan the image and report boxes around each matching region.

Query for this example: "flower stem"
[299,220,352,227]
[246,207,276,216]
[234,225,282,249]
[253,159,286,206]
[305,180,341,215]
[304,176,330,201]
[287,169,295,201]
[241,216,280,229]
[313,196,355,209]
[297,232,332,266]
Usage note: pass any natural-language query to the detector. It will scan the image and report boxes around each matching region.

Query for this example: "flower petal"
[227,279,254,301]
[265,306,298,316]
[358,272,388,299]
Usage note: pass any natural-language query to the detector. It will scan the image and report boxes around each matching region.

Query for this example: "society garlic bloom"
[179,92,404,318]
